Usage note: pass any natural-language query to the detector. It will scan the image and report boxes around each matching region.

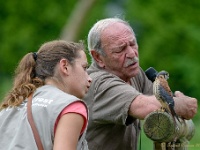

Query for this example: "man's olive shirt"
[83,63,153,150]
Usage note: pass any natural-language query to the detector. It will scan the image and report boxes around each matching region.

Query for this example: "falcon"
[153,70,180,123]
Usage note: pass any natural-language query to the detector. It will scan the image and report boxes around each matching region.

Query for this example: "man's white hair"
[87,17,135,59]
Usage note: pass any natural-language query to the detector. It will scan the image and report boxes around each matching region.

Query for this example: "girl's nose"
[88,76,92,83]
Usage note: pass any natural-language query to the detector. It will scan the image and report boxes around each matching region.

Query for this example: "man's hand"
[174,91,198,120]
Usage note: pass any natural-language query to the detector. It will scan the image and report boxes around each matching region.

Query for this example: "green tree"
[126,0,200,101]
[0,0,77,75]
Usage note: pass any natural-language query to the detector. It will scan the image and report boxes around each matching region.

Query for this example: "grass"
[188,115,200,150]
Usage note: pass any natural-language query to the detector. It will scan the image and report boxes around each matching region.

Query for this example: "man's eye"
[114,48,123,53]
[115,50,122,53]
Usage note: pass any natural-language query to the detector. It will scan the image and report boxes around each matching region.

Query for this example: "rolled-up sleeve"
[92,74,140,125]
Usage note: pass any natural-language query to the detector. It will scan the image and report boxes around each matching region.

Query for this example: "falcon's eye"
[164,74,169,79]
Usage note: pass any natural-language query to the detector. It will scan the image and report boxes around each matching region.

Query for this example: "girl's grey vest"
[0,85,88,150]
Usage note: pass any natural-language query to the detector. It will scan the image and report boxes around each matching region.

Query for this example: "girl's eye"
[83,65,89,70]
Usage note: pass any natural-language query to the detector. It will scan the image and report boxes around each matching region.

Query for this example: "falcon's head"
[156,70,169,80]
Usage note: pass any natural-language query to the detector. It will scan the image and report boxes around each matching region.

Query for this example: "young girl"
[0,40,92,150]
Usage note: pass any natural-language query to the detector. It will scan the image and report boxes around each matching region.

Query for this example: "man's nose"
[126,46,137,58]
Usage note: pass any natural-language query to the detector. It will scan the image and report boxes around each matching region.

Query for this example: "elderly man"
[83,18,197,150]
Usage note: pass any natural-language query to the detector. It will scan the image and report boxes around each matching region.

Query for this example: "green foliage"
[0,0,77,74]
[0,74,12,101]
[126,0,200,101]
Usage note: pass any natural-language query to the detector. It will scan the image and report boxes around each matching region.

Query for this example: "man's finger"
[174,91,184,97]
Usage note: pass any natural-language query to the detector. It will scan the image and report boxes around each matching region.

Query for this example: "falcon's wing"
[158,85,174,106]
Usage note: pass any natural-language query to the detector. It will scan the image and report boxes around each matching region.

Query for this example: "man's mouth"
[124,57,139,67]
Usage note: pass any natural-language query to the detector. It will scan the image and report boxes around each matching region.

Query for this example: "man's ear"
[90,50,105,68]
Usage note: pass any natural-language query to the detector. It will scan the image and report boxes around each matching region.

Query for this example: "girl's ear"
[91,50,105,68]
[59,59,70,75]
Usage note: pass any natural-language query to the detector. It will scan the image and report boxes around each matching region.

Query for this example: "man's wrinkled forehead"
[101,23,136,47]
[101,37,137,50]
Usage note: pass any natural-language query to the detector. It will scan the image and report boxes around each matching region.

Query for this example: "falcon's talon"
[160,107,166,112]
[156,108,162,112]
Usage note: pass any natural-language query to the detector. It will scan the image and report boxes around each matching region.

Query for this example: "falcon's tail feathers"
[169,104,181,123]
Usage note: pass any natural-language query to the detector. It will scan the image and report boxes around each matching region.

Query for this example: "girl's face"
[67,50,92,99]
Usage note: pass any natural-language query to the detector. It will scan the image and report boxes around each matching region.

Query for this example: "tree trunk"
[60,0,97,41]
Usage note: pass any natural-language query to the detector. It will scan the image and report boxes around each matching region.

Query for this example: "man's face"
[100,22,140,82]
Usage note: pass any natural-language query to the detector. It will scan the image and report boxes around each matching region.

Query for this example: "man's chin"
[129,67,140,77]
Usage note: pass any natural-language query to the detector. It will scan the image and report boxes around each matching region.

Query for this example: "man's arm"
[128,92,197,120]
[128,94,161,119]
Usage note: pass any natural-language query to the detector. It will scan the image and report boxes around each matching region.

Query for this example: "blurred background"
[0,0,199,149]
